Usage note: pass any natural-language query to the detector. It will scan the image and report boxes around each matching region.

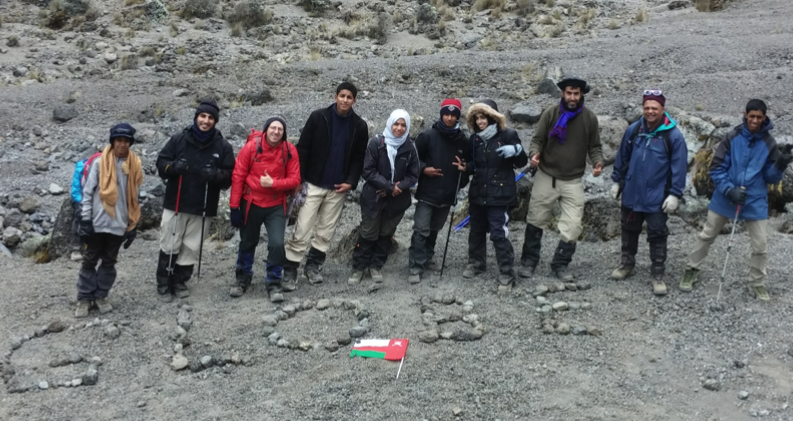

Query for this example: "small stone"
[276,338,289,348]
[171,354,189,371]
[577,282,592,290]
[68,353,82,364]
[452,327,484,341]
[738,390,749,400]
[553,282,566,293]
[172,88,189,97]
[419,329,439,343]
[48,183,65,195]
[337,335,352,346]
[556,323,571,335]
[49,358,70,368]
[540,305,553,313]
[440,331,454,340]
[453,407,463,416]
[19,197,40,214]
[10,337,23,350]
[564,283,577,291]
[569,302,581,310]
[324,340,340,352]
[301,300,315,310]
[536,296,548,305]
[104,324,120,339]
[267,332,280,345]
[137,401,147,408]
[533,285,549,296]
[83,366,99,385]
[702,379,721,391]
[47,319,68,333]
[71,378,82,387]
[261,315,278,327]
[462,314,480,324]
[580,302,592,310]
[177,309,192,331]
[316,299,331,310]
[103,53,117,63]
[572,326,588,336]
[189,359,204,372]
[588,327,602,337]
[274,310,289,321]
[200,355,213,368]
[173,343,183,353]
[38,381,49,390]
[552,302,569,311]
[282,305,296,317]
[349,326,368,338]
[53,105,78,122]
[298,340,312,351]
[262,326,275,337]
[542,324,555,334]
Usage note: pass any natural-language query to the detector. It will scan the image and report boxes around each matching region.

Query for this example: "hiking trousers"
[620,206,668,275]
[687,210,768,286]
[525,168,585,243]
[353,209,405,270]
[468,204,513,274]
[285,183,346,263]
[77,233,124,301]
[159,209,210,266]
[409,201,451,274]
[236,202,287,284]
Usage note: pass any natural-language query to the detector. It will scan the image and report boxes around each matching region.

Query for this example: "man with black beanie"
[408,99,471,284]
[155,99,235,302]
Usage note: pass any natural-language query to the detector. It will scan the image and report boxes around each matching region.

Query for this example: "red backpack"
[245,129,292,173]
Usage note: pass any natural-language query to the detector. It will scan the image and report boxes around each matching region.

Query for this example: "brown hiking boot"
[74,300,91,318]
[95,297,113,314]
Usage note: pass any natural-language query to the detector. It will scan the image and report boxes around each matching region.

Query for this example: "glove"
[610,183,620,200]
[662,195,679,214]
[725,187,747,205]
[78,220,94,239]
[122,228,137,249]
[230,208,243,228]
[167,158,189,176]
[201,166,220,183]
[775,144,793,171]
[496,144,522,159]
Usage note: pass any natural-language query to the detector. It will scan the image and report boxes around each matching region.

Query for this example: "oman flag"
[350,339,409,361]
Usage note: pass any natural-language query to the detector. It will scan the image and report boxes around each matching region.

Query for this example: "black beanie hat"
[109,123,136,145]
[263,116,287,141]
[195,99,220,122]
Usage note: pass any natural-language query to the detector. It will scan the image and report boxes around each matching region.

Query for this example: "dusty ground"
[2,0,793,420]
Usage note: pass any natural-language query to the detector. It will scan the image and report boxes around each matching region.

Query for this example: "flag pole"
[396,356,405,379]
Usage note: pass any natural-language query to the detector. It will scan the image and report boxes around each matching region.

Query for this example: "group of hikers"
[70,77,793,317]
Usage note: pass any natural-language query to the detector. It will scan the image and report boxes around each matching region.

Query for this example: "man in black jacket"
[283,82,370,288]
[408,99,470,284]
[155,99,235,302]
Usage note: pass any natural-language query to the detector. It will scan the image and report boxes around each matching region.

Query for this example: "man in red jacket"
[229,116,300,301]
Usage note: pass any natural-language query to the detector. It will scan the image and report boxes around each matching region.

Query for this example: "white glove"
[610,183,620,201]
[662,195,679,214]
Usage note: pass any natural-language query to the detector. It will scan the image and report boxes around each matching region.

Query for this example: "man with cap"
[283,82,369,288]
[229,116,300,301]
[408,99,471,284]
[155,99,235,302]
[75,123,143,317]
[610,90,688,296]
[521,76,603,281]
[679,99,792,301]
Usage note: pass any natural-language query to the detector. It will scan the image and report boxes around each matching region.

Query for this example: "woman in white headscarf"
[349,109,420,285]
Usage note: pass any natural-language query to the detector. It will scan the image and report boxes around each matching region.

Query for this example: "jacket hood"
[641,112,677,136]
[740,116,774,140]
[183,126,224,148]
[466,103,507,132]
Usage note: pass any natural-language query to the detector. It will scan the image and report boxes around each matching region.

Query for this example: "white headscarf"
[382,109,411,182]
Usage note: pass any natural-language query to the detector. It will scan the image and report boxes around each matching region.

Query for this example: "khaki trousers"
[159,210,211,266]
[525,169,585,243]
[285,183,347,262]
[687,210,768,286]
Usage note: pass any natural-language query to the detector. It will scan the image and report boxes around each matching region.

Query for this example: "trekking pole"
[439,172,463,279]
[453,166,536,232]
[716,204,742,304]
[167,176,183,276]
[196,180,209,280]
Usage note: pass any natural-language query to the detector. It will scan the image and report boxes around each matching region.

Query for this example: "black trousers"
[237,202,287,284]
[468,204,514,274]
[76,232,124,301]
[620,206,668,274]
[352,209,405,270]
[409,201,450,274]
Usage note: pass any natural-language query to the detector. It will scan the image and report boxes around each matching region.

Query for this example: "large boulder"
[3,226,23,247]
[509,101,543,125]
[597,116,629,166]
[579,196,621,241]
[328,226,360,262]
[53,105,78,122]
[47,198,78,260]
[537,78,560,96]
[672,112,716,164]
[17,234,50,258]
[138,197,163,231]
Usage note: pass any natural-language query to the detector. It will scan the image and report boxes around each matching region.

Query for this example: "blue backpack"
[70,152,102,204]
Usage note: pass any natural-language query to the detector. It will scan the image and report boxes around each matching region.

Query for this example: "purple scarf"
[549,98,584,144]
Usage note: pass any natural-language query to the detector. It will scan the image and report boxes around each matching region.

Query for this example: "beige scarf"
[99,144,143,231]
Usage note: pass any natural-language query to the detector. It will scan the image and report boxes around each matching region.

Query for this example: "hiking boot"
[348,270,364,285]
[370,268,384,283]
[229,285,245,298]
[267,284,284,303]
[517,264,535,279]
[408,274,421,284]
[678,268,700,292]
[498,271,515,286]
[553,267,574,282]
[281,265,298,292]
[305,268,323,285]
[425,261,439,271]
[652,279,668,296]
[95,297,113,314]
[610,264,635,280]
[462,264,483,279]
[749,284,770,301]
[174,285,190,299]
[158,292,174,303]
[74,300,91,318]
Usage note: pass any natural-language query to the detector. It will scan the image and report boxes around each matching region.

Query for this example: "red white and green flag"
[350,338,409,361]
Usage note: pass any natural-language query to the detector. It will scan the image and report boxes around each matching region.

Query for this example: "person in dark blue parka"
[609,90,688,296]
[679,99,793,301]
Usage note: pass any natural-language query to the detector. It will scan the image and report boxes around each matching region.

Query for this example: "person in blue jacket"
[609,90,688,296]
[679,99,792,301]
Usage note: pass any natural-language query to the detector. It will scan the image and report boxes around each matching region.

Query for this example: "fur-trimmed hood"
[466,103,507,132]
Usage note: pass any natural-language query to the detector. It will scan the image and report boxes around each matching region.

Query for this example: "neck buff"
[478,123,498,141]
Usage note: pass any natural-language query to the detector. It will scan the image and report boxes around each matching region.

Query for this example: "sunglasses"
[643,89,663,96]
[113,128,134,135]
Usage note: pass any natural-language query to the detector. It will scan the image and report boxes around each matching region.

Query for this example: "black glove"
[230,208,243,228]
[775,144,793,171]
[725,187,747,205]
[122,228,137,249]
[201,166,220,183]
[78,220,94,239]
[167,158,189,176]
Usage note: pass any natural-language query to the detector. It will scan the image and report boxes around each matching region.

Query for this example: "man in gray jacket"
[75,123,143,317]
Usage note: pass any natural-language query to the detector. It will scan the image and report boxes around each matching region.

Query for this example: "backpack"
[70,152,102,204]
[619,124,674,195]
[245,129,292,173]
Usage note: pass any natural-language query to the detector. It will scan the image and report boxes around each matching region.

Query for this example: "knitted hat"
[195,99,220,122]
[109,123,136,145]
[440,98,462,119]
[643,91,666,108]
[263,115,287,141]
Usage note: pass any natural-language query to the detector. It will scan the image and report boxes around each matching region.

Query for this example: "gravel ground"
[2,0,793,420]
